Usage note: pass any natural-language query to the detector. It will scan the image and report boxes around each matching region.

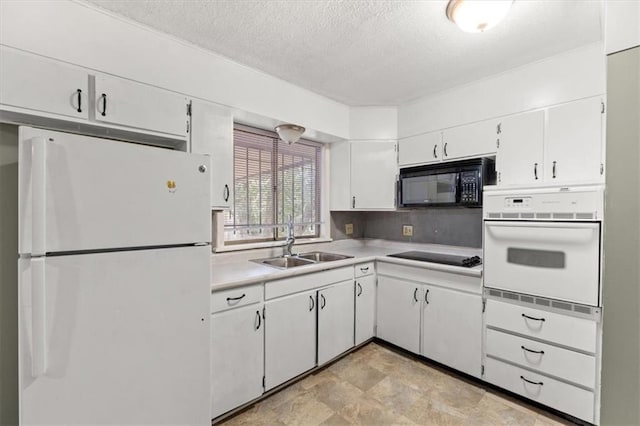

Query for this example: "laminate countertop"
[211,239,482,292]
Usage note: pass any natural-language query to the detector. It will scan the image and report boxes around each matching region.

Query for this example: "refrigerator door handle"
[31,137,47,256]
[31,257,47,377]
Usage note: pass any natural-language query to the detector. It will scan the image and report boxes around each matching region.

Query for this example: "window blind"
[224,126,321,244]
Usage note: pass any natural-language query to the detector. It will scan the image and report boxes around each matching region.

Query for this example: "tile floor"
[219,342,574,426]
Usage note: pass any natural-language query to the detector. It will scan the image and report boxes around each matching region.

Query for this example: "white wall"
[0,0,350,140]
[605,0,640,55]
[349,107,398,140]
[398,42,606,139]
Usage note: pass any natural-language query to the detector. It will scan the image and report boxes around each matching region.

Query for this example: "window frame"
[220,124,327,248]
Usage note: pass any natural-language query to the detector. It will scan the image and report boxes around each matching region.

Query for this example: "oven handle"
[485,221,599,244]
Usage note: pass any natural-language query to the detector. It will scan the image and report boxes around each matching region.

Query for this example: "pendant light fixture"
[446,0,513,33]
[275,124,306,144]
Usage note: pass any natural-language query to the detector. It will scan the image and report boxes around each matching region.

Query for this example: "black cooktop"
[387,251,482,268]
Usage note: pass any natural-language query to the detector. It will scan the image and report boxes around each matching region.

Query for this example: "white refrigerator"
[17,127,211,425]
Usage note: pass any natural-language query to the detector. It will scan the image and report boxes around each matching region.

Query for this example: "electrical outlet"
[345,223,353,235]
[402,225,413,237]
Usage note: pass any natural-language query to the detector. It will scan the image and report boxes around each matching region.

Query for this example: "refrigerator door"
[19,246,210,425]
[18,127,210,255]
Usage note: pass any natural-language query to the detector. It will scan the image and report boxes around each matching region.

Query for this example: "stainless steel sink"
[259,257,315,269]
[252,251,353,269]
[296,251,353,262]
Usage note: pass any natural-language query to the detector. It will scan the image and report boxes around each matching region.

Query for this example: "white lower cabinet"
[318,281,355,365]
[376,276,421,353]
[422,286,482,377]
[264,289,317,390]
[210,304,264,419]
[355,274,376,345]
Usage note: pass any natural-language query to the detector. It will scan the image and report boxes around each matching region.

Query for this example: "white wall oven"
[483,186,604,307]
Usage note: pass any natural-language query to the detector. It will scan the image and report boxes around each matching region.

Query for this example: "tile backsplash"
[330,208,482,248]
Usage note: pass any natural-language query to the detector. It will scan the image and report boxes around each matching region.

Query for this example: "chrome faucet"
[283,217,295,256]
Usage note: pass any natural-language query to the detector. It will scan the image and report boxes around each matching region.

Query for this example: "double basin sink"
[252,251,353,269]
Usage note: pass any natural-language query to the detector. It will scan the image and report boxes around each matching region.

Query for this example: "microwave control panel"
[460,171,480,203]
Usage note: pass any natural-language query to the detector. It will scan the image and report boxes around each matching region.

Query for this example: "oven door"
[484,221,600,306]
[400,172,458,206]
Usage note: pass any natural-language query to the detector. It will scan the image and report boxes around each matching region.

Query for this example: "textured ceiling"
[84,0,602,106]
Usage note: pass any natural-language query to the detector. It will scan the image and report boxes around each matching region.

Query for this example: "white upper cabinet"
[398,131,441,166]
[0,47,88,120]
[441,119,498,161]
[497,96,604,187]
[350,141,397,209]
[545,96,604,184]
[330,140,397,210]
[93,74,188,137]
[496,110,545,186]
[189,100,234,209]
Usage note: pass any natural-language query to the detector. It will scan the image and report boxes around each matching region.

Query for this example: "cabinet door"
[496,111,545,186]
[190,100,234,208]
[545,96,604,184]
[264,290,317,390]
[442,119,498,160]
[329,141,351,210]
[94,74,188,137]
[376,276,421,354]
[0,47,88,120]
[318,281,355,365]
[211,305,264,418]
[350,141,397,209]
[421,286,482,377]
[398,132,441,166]
[355,275,376,345]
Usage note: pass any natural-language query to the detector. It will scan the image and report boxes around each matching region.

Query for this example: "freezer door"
[19,246,211,425]
[484,221,601,306]
[19,127,210,255]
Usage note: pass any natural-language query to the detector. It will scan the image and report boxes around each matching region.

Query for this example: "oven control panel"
[505,197,532,208]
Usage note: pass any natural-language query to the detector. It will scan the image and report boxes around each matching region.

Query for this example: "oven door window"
[402,173,457,205]
[507,248,566,269]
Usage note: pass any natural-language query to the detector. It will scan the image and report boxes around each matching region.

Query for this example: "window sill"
[214,237,334,253]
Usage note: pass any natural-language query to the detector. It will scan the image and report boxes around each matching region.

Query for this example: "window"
[224,125,322,244]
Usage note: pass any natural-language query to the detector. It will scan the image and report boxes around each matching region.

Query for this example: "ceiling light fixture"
[275,124,306,144]
[446,0,513,33]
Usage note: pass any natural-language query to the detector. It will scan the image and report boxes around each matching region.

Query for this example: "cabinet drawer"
[354,262,374,278]
[484,357,594,423]
[485,329,596,388]
[265,267,353,300]
[485,299,597,353]
[211,284,262,313]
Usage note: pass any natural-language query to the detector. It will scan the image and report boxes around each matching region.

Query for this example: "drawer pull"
[521,345,545,355]
[522,313,545,322]
[226,294,246,302]
[520,375,544,386]
[360,266,369,273]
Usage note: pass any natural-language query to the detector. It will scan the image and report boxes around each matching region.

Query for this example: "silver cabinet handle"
[534,163,538,180]
[223,184,230,202]
[424,289,430,304]
[413,288,418,302]
[433,144,438,159]
[99,93,107,116]
[256,310,262,330]
[552,161,557,179]
[357,282,362,297]
[522,313,545,322]
[443,142,448,157]
[309,295,315,311]
[521,345,544,355]
[360,266,369,273]
[352,196,356,209]
[320,294,326,310]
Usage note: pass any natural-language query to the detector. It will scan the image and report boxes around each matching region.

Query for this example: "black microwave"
[397,158,495,208]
